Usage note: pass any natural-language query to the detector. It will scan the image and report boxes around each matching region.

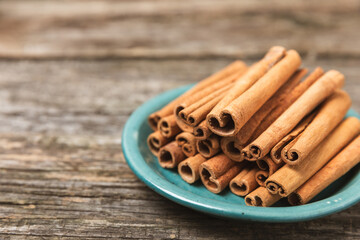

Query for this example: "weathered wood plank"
[0,0,359,59]
[0,134,358,239]
[0,58,358,238]
[0,59,357,136]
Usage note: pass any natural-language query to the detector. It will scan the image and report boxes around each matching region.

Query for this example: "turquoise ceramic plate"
[122,84,360,222]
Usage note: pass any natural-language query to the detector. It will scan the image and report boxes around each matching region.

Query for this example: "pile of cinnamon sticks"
[147,46,360,207]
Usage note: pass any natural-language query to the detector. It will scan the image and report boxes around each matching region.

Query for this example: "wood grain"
[0,0,359,59]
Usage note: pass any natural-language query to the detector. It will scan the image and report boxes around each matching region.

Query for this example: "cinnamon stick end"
[230,181,249,196]
[249,145,262,159]
[178,162,196,184]
[147,136,160,156]
[222,139,243,162]
[159,149,175,168]
[199,165,221,194]
[283,149,301,165]
[245,195,262,207]
[158,142,185,168]
[148,114,160,131]
[206,113,236,137]
[255,171,269,186]
[266,181,286,196]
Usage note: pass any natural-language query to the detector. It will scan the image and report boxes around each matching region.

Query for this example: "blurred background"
[0,0,359,238]
[0,0,358,137]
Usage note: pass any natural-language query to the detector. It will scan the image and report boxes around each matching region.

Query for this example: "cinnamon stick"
[221,136,241,161]
[196,134,221,158]
[255,156,284,186]
[245,187,282,207]
[187,93,226,127]
[176,132,198,157]
[249,67,324,148]
[256,156,284,175]
[158,141,186,168]
[178,154,207,184]
[207,46,286,136]
[158,115,181,138]
[266,117,360,197]
[147,131,173,156]
[222,68,308,161]
[175,71,243,123]
[193,120,212,140]
[148,61,247,130]
[229,166,259,196]
[255,171,269,187]
[199,154,244,194]
[176,116,194,133]
[208,49,301,137]
[247,69,345,160]
[288,135,360,205]
[269,111,318,164]
[282,90,351,165]
[179,84,231,126]
[236,69,306,143]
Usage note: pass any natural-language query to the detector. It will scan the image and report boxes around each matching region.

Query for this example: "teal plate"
[122,84,360,222]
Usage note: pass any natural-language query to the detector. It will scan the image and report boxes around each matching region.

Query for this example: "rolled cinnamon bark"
[196,134,221,158]
[222,68,307,161]
[207,46,286,136]
[187,93,226,127]
[221,136,241,161]
[176,132,198,157]
[247,69,344,160]
[245,187,282,207]
[282,90,351,165]
[255,170,269,187]
[230,166,259,196]
[175,117,195,133]
[255,156,284,186]
[200,154,244,194]
[193,120,212,140]
[256,156,284,175]
[148,61,247,130]
[266,117,360,197]
[288,135,360,205]
[179,84,230,126]
[178,154,207,184]
[236,69,306,143]
[158,141,186,168]
[208,49,301,137]
[175,71,243,123]
[147,131,172,156]
[158,115,181,138]
[270,111,318,164]
[249,67,324,146]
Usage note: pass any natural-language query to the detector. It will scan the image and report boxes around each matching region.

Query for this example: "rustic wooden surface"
[0,0,359,239]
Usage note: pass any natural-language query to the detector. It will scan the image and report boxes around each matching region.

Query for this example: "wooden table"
[0,1,359,239]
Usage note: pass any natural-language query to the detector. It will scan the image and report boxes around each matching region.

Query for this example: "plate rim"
[122,84,360,222]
